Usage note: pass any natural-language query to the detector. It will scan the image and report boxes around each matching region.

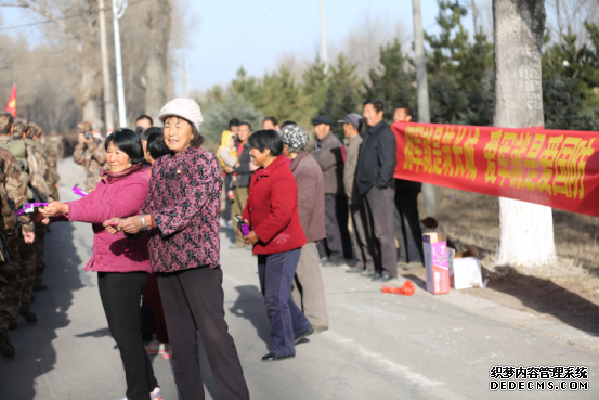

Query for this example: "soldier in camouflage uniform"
[0,112,35,358]
[21,122,54,292]
[36,127,60,202]
[73,121,107,191]
[0,114,48,325]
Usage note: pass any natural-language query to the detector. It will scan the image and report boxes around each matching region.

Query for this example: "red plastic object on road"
[381,281,416,296]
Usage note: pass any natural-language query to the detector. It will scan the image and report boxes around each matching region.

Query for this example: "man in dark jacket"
[282,124,329,332]
[341,113,375,274]
[393,107,424,268]
[356,99,397,282]
[231,122,257,247]
[311,116,352,266]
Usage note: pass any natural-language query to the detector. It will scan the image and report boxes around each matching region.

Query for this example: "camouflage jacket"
[0,136,50,206]
[26,140,57,202]
[74,138,107,191]
[0,148,32,236]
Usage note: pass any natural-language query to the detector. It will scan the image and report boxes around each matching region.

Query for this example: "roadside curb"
[411,280,599,353]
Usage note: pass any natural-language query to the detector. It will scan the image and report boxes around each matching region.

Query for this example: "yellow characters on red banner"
[401,124,595,201]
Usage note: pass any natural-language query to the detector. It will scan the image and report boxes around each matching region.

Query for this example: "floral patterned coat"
[141,146,222,272]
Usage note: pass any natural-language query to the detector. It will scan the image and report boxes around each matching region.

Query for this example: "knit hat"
[281,124,309,151]
[158,98,204,132]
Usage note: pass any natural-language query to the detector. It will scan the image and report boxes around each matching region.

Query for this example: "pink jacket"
[58,164,151,273]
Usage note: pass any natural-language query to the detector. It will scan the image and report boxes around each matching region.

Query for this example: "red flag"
[4,84,16,117]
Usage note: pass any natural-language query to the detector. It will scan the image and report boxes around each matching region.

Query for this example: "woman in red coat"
[238,130,313,362]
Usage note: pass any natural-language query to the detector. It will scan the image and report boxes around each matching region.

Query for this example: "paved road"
[1,158,597,399]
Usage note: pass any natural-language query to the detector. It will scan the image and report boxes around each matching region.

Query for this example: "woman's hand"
[23,231,35,244]
[235,217,250,237]
[30,210,47,223]
[102,218,122,235]
[116,216,144,234]
[243,230,259,246]
[39,202,68,218]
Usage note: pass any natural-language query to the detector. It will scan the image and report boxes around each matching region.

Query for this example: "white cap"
[158,98,204,132]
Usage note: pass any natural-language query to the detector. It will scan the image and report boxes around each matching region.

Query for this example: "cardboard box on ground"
[423,233,485,293]
[423,233,451,295]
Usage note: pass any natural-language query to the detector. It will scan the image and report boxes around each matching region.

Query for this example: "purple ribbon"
[15,203,49,216]
[73,184,89,197]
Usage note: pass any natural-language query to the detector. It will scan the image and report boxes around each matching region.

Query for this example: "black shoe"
[295,327,314,344]
[372,274,397,282]
[261,352,295,362]
[361,270,377,277]
[0,329,15,358]
[312,325,328,334]
[33,283,48,292]
[346,266,364,273]
[20,304,37,322]
[8,322,17,331]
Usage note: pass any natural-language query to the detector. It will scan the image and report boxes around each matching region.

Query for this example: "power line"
[0,0,148,32]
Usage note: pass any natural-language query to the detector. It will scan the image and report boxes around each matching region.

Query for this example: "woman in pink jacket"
[35,129,162,400]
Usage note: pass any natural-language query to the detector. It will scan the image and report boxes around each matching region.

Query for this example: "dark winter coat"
[356,120,396,195]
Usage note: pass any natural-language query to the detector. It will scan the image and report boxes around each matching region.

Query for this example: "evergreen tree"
[302,54,329,115]
[542,22,599,130]
[363,39,416,121]
[201,91,263,143]
[323,53,362,123]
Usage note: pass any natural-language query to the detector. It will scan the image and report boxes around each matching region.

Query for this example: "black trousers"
[394,189,424,263]
[224,174,233,222]
[350,203,375,271]
[319,194,352,261]
[98,272,158,400]
[157,267,249,400]
[363,187,397,276]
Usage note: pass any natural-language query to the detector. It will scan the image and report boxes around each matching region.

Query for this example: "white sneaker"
[145,340,171,356]
[151,386,163,400]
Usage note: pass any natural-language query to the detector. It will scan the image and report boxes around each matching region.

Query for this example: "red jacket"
[243,155,307,255]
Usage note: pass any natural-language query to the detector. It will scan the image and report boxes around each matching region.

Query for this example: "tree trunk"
[493,0,557,267]
[144,0,171,123]
[80,63,103,130]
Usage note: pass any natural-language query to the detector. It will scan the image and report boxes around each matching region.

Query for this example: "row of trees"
[200,0,599,144]
[0,0,187,131]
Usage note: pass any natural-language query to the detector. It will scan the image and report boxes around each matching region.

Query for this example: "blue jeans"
[258,248,312,356]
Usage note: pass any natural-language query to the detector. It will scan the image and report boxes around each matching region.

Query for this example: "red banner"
[391,121,599,217]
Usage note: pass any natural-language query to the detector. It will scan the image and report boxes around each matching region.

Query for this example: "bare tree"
[493,0,557,267]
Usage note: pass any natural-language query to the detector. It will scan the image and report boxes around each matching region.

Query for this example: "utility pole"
[412,0,435,217]
[470,0,478,34]
[98,0,113,133]
[112,0,128,128]
[183,58,188,98]
[319,0,329,74]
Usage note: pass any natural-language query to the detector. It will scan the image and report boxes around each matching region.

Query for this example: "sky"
[0,0,492,95]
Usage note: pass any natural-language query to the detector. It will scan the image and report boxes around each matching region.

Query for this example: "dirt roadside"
[412,185,599,336]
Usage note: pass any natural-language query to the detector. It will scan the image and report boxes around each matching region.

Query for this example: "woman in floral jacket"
[109,99,249,400]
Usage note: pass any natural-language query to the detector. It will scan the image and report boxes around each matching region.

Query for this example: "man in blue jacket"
[355,99,397,282]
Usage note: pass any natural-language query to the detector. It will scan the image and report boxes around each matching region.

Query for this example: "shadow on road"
[229,285,270,350]
[0,222,83,399]
[479,266,599,335]
[75,327,110,338]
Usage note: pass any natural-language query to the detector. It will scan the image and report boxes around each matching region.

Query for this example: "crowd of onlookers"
[1,96,426,399]
[219,99,425,282]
